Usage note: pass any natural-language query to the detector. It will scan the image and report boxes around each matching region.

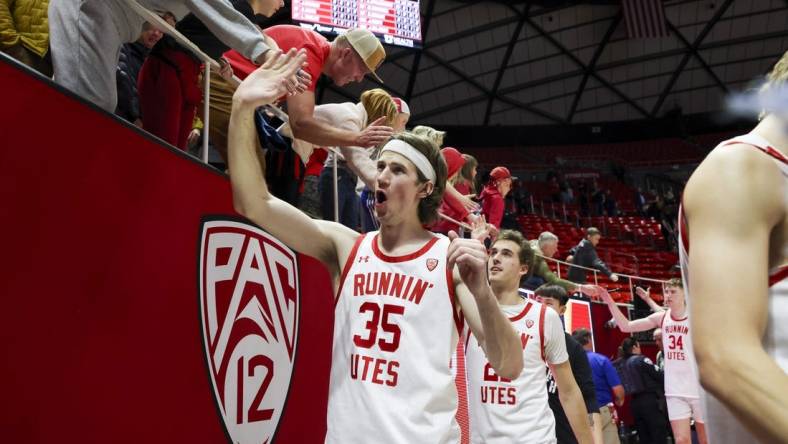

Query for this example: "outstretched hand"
[447,230,490,296]
[234,49,307,109]
[460,194,480,212]
[583,285,613,303]
[470,214,497,244]
[635,286,650,300]
[356,116,394,147]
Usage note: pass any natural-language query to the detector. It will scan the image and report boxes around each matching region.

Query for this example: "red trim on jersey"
[539,304,547,362]
[508,300,534,322]
[770,266,788,287]
[669,310,688,322]
[660,310,667,331]
[371,233,439,263]
[721,138,788,165]
[334,233,367,309]
[447,265,464,335]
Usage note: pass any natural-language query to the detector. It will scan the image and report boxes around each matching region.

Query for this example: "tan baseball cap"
[344,28,386,83]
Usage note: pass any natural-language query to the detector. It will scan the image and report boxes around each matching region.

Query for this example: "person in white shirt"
[465,229,593,444]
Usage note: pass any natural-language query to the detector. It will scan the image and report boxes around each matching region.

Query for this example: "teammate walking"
[465,230,593,444]
[592,280,707,444]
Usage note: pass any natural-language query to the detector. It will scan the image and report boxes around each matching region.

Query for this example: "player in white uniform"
[592,279,707,444]
[227,54,524,444]
[681,50,788,444]
[465,230,593,444]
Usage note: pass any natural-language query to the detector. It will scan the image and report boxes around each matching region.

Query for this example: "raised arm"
[186,0,270,63]
[683,145,788,443]
[591,286,662,333]
[449,232,522,379]
[228,50,356,272]
[287,92,393,148]
[635,287,664,313]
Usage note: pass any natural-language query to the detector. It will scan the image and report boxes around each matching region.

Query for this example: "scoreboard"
[292,0,422,48]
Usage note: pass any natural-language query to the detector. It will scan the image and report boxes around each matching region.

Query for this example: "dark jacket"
[616,354,663,395]
[567,238,612,283]
[116,41,149,122]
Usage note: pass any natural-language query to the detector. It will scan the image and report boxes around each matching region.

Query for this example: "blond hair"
[360,89,397,127]
[759,50,788,119]
[412,125,446,147]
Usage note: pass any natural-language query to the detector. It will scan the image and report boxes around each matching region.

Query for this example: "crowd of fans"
[1,3,698,443]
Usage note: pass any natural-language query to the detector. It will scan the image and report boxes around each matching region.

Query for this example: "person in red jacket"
[433,147,468,234]
[480,166,515,229]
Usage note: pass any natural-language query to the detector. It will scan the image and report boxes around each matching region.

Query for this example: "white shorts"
[666,396,704,422]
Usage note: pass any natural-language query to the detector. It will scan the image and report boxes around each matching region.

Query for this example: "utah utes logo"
[526,319,534,329]
[199,219,300,443]
[426,258,439,271]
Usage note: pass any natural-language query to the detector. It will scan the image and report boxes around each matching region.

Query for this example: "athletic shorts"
[666,396,704,422]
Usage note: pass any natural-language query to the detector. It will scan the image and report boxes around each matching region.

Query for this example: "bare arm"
[551,360,594,444]
[450,233,523,380]
[612,385,625,406]
[287,92,392,148]
[684,145,788,444]
[593,286,662,333]
[339,145,378,190]
[228,51,356,275]
[636,287,664,312]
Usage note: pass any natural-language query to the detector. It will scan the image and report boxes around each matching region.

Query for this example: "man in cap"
[480,166,515,229]
[263,25,393,148]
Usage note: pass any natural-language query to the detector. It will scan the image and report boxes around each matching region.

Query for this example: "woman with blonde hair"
[280,88,397,228]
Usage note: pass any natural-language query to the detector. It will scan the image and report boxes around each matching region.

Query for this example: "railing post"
[201,63,211,164]
[556,261,561,279]
[562,203,567,223]
[530,195,535,214]
[628,276,634,303]
[333,158,339,223]
[593,270,599,286]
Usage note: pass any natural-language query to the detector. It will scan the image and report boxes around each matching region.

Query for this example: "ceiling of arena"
[302,0,788,127]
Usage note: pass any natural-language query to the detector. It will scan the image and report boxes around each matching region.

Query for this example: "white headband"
[379,139,436,183]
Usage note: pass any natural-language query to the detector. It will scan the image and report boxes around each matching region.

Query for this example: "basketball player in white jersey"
[681,50,788,444]
[227,50,524,444]
[593,279,707,444]
[465,230,593,444]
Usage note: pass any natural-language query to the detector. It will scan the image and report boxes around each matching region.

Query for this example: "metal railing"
[124,0,288,164]
[536,253,669,303]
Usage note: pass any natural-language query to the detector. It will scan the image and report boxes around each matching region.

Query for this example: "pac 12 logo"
[199,219,300,443]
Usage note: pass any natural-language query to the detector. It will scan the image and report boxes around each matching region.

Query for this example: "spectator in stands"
[537,285,600,444]
[512,178,529,214]
[48,0,289,113]
[297,149,327,219]
[523,232,581,293]
[560,181,574,204]
[279,88,397,229]
[567,227,619,284]
[265,25,392,149]
[634,187,647,216]
[0,0,51,76]
[592,185,605,216]
[115,15,173,127]
[391,97,410,131]
[573,328,625,444]
[454,154,478,198]
[433,147,470,234]
[577,182,590,217]
[603,190,617,216]
[138,1,282,149]
[480,166,514,229]
[616,337,668,444]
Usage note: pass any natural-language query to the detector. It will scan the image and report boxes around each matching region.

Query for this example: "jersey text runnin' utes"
[326,232,463,444]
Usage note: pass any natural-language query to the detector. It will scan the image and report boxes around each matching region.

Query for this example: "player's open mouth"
[375,190,388,204]
[490,266,502,273]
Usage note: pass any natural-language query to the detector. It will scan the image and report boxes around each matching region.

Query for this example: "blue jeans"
[319,167,359,230]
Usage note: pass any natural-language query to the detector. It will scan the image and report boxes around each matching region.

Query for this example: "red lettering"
[408,279,431,304]
[389,273,405,297]
[372,359,386,385]
[483,362,511,383]
[353,274,365,296]
[387,361,399,387]
[365,272,379,294]
[361,355,374,380]
[378,272,391,295]
[349,353,399,387]
[480,386,489,403]
[401,276,414,299]
[520,333,531,350]
[507,387,516,405]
